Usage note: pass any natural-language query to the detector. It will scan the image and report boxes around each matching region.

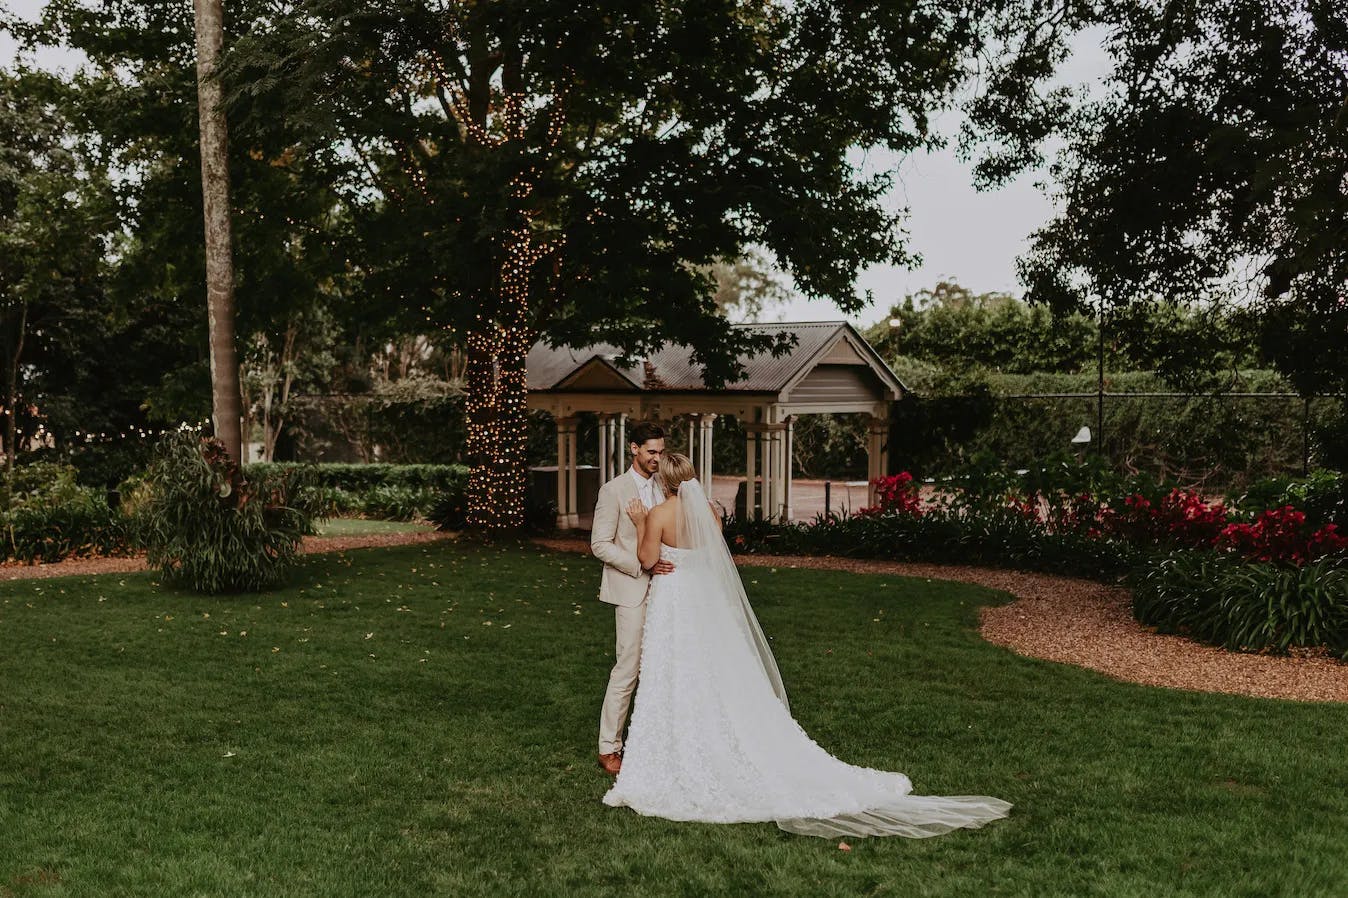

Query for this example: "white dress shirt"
[628,466,663,509]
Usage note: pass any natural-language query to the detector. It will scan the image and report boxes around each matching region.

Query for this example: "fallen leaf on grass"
[837,842,851,852]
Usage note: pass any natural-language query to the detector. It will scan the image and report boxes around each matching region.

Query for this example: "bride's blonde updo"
[657,452,696,496]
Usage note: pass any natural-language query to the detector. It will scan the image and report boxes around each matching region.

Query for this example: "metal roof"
[527,322,905,397]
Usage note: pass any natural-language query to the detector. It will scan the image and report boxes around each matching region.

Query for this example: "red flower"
[868,473,924,517]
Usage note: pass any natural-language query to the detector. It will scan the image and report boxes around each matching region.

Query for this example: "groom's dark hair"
[628,421,665,448]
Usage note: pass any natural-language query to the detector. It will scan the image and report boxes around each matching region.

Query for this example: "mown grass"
[1,541,1345,897]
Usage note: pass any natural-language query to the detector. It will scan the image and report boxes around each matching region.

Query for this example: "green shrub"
[723,505,1137,581]
[358,485,438,521]
[1237,470,1347,527]
[0,462,131,563]
[1133,551,1348,658]
[1,490,129,563]
[247,462,469,523]
[246,462,468,492]
[139,433,325,593]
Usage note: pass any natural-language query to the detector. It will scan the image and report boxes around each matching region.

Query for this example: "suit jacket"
[591,472,655,607]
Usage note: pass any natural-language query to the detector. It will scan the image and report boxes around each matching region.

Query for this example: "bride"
[603,452,1011,839]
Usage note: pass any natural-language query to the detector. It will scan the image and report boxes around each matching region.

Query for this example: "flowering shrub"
[1216,506,1348,564]
[1098,489,1229,549]
[863,472,923,516]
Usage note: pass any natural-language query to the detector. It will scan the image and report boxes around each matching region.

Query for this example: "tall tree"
[191,0,243,461]
[224,0,1068,530]
[0,70,112,493]
[22,0,357,466]
[973,0,1348,396]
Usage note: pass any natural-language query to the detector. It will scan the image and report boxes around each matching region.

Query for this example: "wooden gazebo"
[527,322,907,528]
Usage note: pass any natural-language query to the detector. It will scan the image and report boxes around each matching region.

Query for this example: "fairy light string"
[461,72,569,531]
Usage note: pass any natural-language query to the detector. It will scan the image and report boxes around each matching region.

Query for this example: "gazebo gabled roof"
[527,321,906,400]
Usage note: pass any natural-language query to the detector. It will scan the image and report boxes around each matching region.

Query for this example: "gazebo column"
[744,424,759,521]
[759,423,774,521]
[598,413,613,482]
[555,415,581,529]
[763,422,789,522]
[687,413,701,467]
[697,413,716,484]
[782,416,794,521]
[866,415,891,507]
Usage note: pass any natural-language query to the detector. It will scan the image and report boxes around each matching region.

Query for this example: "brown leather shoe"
[598,752,622,776]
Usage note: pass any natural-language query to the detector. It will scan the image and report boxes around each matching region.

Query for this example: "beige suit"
[592,469,661,754]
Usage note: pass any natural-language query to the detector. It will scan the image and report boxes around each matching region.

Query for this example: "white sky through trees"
[1,1,1111,328]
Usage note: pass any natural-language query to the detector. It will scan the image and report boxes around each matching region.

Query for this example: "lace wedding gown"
[602,479,1011,839]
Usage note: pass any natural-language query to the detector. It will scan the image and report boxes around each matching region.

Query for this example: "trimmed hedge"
[1134,551,1348,658]
[889,363,1344,487]
[246,462,469,492]
[246,462,469,523]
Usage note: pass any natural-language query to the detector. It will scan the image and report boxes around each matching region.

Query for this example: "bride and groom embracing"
[588,421,1011,839]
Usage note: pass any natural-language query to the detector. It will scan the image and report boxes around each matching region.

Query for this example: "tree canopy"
[986,0,1348,395]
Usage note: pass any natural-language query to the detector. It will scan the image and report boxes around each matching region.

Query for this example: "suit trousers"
[598,601,647,754]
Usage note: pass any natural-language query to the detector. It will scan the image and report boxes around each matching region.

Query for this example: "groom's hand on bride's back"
[647,559,675,576]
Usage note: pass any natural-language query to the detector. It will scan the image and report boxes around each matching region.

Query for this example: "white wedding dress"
[603,479,1011,838]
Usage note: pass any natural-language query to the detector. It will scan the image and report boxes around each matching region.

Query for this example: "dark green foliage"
[139,433,324,593]
[0,462,130,563]
[252,461,469,522]
[994,1,1348,400]
[864,282,1262,381]
[1237,471,1348,527]
[890,366,1337,485]
[1134,551,1348,659]
[247,462,468,493]
[346,485,437,522]
[725,506,1138,582]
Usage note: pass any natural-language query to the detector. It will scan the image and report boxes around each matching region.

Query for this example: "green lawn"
[2,542,1345,897]
[313,517,434,537]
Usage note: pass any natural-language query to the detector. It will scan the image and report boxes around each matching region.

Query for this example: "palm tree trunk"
[192,0,243,462]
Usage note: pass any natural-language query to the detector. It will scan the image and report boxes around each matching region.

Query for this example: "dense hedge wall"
[890,363,1344,487]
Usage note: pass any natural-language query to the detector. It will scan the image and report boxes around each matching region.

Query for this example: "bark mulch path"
[0,530,451,582]
[534,536,1348,705]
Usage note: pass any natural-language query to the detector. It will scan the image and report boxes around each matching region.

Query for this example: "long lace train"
[602,479,1010,839]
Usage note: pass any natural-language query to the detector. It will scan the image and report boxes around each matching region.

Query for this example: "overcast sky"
[2,2,1113,329]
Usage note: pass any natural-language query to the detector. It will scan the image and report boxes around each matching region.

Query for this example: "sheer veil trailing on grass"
[603,478,1012,839]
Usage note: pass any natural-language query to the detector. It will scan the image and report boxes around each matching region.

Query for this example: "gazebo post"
[598,413,612,482]
[783,416,794,521]
[760,422,775,521]
[866,414,890,507]
[567,418,581,527]
[555,415,580,529]
[698,414,715,484]
[617,413,627,468]
[687,413,699,466]
[744,424,758,520]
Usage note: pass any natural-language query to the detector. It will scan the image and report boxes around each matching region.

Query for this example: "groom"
[590,420,674,776]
